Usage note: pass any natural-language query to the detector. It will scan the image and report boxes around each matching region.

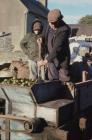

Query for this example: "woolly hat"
[33,19,42,31]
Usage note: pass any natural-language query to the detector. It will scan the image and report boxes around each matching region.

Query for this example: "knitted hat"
[33,20,42,31]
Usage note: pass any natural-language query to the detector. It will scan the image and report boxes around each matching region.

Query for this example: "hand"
[37,37,42,47]
[37,60,44,67]
[43,59,48,65]
[37,59,48,67]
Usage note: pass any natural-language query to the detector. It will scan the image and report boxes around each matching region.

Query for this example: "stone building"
[70,24,92,37]
[0,0,48,50]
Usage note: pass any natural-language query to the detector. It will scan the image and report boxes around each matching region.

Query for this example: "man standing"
[37,9,71,82]
[20,19,44,80]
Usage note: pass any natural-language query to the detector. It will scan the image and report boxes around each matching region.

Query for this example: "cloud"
[64,15,82,24]
[48,0,92,5]
[48,0,92,24]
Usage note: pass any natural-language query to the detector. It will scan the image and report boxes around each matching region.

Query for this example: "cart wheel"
[24,121,33,133]
[24,118,47,133]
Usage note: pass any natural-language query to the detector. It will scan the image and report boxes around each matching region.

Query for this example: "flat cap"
[48,9,63,22]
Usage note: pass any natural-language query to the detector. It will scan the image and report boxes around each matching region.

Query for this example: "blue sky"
[48,0,92,24]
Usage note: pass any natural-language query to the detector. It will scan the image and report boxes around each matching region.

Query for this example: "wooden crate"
[31,81,74,127]
[75,80,92,111]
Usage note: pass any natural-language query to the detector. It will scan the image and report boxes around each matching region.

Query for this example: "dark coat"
[45,20,71,69]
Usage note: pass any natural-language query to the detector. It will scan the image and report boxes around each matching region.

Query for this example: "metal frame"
[1,87,12,140]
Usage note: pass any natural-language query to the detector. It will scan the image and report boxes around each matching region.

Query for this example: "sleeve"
[47,28,70,62]
[20,34,30,47]
[40,28,49,59]
[20,34,30,55]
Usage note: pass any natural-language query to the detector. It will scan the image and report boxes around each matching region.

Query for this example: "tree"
[79,15,92,24]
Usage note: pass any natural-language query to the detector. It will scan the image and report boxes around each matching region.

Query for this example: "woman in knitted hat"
[20,19,44,80]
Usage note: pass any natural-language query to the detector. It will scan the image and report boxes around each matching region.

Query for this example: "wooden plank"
[0,114,31,122]
[5,119,10,140]
[37,99,74,127]
[76,79,92,85]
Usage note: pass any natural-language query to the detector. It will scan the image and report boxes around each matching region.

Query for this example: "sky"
[48,0,92,24]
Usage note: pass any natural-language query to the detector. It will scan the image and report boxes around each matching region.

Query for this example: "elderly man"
[37,9,71,82]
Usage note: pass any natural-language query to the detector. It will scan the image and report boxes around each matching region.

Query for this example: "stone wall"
[0,32,13,52]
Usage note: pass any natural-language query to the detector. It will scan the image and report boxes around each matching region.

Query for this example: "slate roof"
[70,24,92,36]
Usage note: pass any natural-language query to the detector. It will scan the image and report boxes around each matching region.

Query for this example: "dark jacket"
[45,20,71,69]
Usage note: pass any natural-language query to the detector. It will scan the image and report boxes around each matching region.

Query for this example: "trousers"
[28,60,38,80]
[48,61,70,82]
